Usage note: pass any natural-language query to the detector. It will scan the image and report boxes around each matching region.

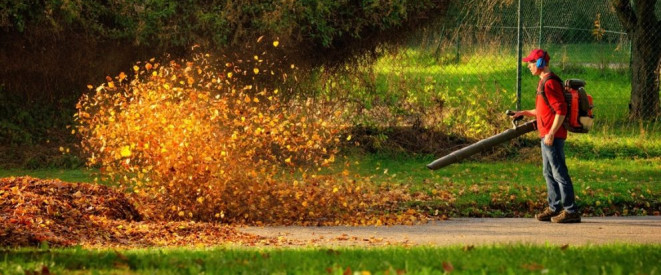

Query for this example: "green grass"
[0,168,95,183]
[352,153,660,189]
[341,149,660,217]
[373,42,649,127]
[1,245,659,274]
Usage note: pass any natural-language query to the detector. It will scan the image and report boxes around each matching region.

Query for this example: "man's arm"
[543,78,567,145]
[513,109,536,118]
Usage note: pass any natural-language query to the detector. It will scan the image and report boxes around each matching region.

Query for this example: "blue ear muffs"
[536,57,546,69]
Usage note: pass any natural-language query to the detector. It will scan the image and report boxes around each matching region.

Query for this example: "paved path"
[240,216,661,246]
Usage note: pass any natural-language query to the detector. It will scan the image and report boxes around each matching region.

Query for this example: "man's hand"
[512,110,536,119]
[544,133,555,146]
[546,114,565,146]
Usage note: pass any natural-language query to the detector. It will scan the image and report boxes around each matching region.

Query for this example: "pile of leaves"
[0,177,267,247]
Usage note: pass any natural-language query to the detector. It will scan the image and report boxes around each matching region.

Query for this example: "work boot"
[551,210,582,223]
[535,208,561,221]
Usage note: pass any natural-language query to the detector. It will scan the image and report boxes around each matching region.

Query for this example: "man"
[513,49,581,223]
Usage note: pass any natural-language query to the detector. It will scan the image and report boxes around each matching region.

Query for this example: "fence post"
[516,0,523,111]
[538,0,543,47]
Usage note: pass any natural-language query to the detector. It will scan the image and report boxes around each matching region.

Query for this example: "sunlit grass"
[0,168,95,183]
[2,245,660,274]
[348,153,660,190]
[339,152,660,217]
[372,43,641,126]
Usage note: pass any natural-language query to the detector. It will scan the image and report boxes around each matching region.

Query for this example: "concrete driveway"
[240,216,661,246]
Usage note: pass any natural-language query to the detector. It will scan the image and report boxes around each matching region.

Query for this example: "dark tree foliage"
[0,0,451,145]
[1,0,451,61]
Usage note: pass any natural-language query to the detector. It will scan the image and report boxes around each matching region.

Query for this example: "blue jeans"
[541,138,578,213]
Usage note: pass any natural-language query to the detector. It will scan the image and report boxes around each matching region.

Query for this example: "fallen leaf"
[442,261,454,273]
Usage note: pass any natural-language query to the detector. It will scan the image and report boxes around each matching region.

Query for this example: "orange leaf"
[442,262,454,273]
[522,263,544,271]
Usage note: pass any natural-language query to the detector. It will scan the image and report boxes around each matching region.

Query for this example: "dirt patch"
[349,126,474,155]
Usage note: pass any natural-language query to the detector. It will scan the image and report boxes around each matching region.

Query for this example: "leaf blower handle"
[505,110,523,129]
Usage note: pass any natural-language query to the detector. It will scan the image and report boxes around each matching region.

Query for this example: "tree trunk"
[613,0,661,120]
[630,31,661,120]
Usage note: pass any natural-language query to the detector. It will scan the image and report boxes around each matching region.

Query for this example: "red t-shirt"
[535,73,567,139]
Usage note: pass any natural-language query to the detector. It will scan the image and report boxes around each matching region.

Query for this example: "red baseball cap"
[522,49,550,63]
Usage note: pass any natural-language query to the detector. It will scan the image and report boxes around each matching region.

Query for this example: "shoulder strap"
[537,73,563,114]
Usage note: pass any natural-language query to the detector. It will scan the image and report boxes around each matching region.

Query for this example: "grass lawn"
[373,42,647,127]
[344,152,660,217]
[0,168,95,183]
[2,245,660,274]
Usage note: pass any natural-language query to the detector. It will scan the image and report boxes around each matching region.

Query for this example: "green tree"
[612,0,661,120]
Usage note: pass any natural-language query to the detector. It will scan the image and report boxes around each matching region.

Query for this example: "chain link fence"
[453,0,660,119]
[367,0,659,135]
